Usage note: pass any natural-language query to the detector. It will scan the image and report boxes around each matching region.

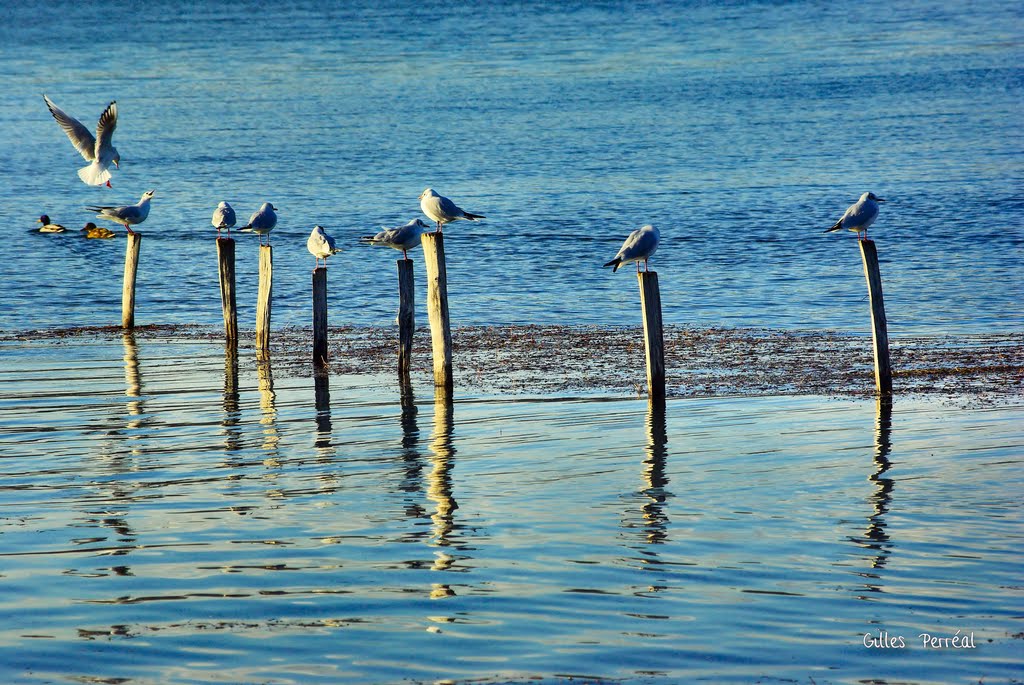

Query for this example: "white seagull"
[419,188,485,233]
[825,192,886,239]
[307,225,342,270]
[239,202,277,245]
[604,224,660,273]
[212,201,237,236]
[359,218,431,259]
[86,190,154,235]
[43,95,120,187]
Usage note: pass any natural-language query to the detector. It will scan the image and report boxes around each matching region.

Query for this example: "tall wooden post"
[422,233,452,389]
[217,237,238,346]
[859,239,893,395]
[121,233,142,329]
[638,271,666,402]
[256,245,273,351]
[397,258,415,377]
[312,267,328,366]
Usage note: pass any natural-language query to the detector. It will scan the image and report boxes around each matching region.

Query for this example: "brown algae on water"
[6,324,1021,401]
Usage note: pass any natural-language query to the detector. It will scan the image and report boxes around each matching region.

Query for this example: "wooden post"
[256,245,273,351]
[398,258,415,377]
[312,267,328,366]
[217,237,238,346]
[121,233,142,329]
[638,271,666,402]
[859,239,893,395]
[422,233,453,389]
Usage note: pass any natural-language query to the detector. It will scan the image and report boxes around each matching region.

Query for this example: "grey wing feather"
[44,95,97,161]
[95,101,118,155]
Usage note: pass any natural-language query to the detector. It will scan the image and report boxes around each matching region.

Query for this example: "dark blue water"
[0,0,1021,335]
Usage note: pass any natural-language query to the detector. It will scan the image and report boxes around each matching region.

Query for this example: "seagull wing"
[94,101,118,160]
[44,95,97,162]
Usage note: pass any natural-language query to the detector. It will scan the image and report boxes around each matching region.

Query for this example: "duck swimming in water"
[36,215,67,233]
[81,222,116,239]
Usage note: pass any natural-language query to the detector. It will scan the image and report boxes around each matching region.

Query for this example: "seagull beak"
[113,160,120,169]
[875,197,886,202]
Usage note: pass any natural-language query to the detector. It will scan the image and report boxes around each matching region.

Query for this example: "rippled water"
[0,336,1021,684]
[2,0,1022,334]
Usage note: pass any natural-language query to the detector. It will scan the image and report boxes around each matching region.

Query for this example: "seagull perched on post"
[359,218,431,259]
[604,224,660,273]
[86,190,154,234]
[825,192,886,239]
[212,201,236,236]
[307,225,342,270]
[239,203,277,245]
[418,188,485,233]
[43,95,120,187]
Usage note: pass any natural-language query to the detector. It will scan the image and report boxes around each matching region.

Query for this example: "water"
[1,0,1022,334]
[0,336,1021,684]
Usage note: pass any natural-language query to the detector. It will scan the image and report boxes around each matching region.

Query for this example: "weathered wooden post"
[421,233,453,389]
[217,237,238,346]
[397,258,415,377]
[859,239,893,395]
[121,233,142,329]
[256,245,273,351]
[638,271,666,402]
[312,267,328,366]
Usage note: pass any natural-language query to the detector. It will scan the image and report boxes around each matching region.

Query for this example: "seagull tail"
[238,225,253,232]
[603,258,622,272]
[464,212,485,221]
[358,235,378,244]
[824,219,843,233]
[78,162,111,187]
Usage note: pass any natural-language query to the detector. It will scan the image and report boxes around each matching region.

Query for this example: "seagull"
[212,201,237,236]
[604,224,660,273]
[80,222,116,239]
[307,225,342,270]
[36,215,66,233]
[419,188,485,233]
[359,218,431,259]
[825,192,886,239]
[239,202,277,245]
[86,190,154,234]
[43,95,120,188]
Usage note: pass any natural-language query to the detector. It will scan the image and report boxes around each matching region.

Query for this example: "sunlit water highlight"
[0,337,1020,684]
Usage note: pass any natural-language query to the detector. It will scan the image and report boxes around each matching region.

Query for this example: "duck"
[81,222,116,239]
[36,215,67,233]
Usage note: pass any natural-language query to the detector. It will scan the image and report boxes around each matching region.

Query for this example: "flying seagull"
[419,188,485,233]
[43,95,120,187]
[825,192,886,239]
[86,190,154,234]
[359,218,431,259]
[604,224,660,273]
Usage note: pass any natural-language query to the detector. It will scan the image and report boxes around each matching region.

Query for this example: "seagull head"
[419,188,436,200]
[865,192,886,203]
[313,224,325,234]
[141,190,155,201]
[112,152,120,169]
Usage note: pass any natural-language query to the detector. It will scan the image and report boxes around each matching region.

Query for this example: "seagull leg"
[105,181,112,188]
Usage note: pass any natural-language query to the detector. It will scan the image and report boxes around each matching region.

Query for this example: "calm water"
[0,336,1022,684]
[1,0,1022,335]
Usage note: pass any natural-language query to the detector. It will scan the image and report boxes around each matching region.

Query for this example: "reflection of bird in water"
[427,386,458,571]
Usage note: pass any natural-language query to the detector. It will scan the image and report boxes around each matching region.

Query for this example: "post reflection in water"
[640,398,672,546]
[398,378,427,520]
[313,371,333,454]
[222,348,242,452]
[122,333,144,430]
[256,350,280,455]
[427,385,458,589]
[850,396,895,595]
